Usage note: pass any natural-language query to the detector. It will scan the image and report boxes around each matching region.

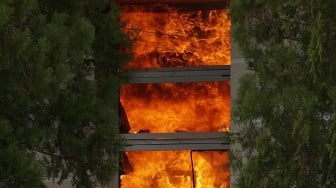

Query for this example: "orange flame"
[119,4,230,187]
[121,5,231,68]
[120,81,230,133]
[119,5,231,133]
[193,151,230,188]
[120,151,230,188]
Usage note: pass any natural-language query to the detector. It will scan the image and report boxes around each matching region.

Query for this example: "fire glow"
[120,82,230,133]
[120,151,230,188]
[119,4,230,187]
[120,4,231,133]
[121,5,230,68]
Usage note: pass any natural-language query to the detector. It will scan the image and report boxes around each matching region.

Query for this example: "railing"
[121,132,230,151]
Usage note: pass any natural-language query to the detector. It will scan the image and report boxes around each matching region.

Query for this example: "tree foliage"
[0,0,132,187]
[230,0,336,187]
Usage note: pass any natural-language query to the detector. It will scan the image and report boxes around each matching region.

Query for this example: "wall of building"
[231,39,248,133]
[230,38,248,187]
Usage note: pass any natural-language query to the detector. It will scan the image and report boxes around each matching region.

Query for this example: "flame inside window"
[120,81,230,133]
[121,5,231,68]
[119,5,231,133]
[120,151,230,188]
[119,3,231,187]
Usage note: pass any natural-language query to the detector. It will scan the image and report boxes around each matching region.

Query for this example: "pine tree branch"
[33,149,78,159]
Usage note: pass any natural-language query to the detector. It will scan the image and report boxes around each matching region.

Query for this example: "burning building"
[42,1,249,188]
[117,0,231,187]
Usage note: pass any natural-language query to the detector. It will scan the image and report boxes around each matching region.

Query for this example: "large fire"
[121,4,230,68]
[120,81,230,133]
[119,4,231,133]
[120,151,230,188]
[119,3,230,188]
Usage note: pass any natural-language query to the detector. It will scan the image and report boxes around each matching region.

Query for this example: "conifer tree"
[0,0,132,187]
[230,0,336,187]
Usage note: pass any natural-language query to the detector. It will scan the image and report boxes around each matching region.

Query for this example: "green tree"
[0,0,132,187]
[230,0,336,187]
